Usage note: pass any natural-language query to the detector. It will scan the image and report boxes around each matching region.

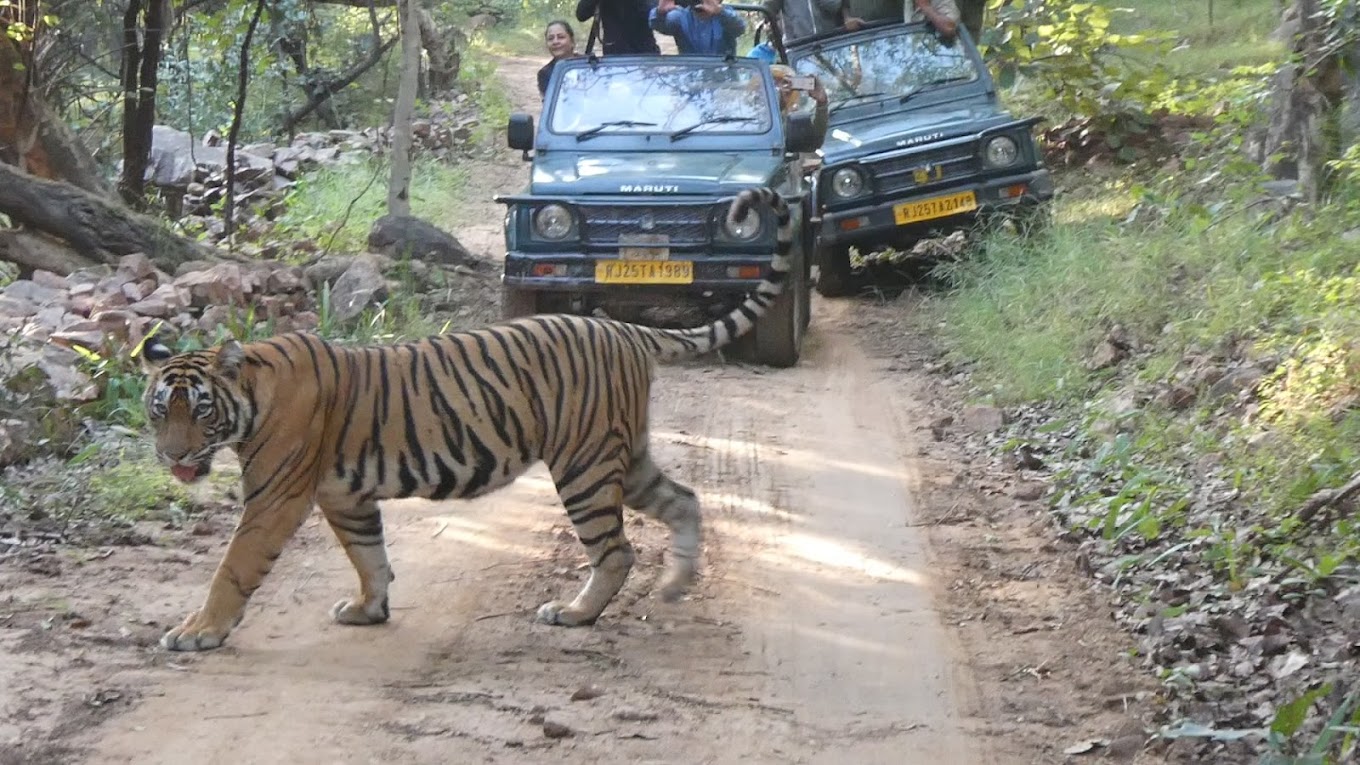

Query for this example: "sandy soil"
[0,53,1168,765]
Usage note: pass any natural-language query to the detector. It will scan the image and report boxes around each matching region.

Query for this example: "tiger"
[141,186,794,651]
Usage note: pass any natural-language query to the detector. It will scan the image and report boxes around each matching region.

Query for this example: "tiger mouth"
[169,461,211,484]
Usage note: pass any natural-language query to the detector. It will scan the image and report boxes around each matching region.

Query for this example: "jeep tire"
[815,244,854,298]
[501,284,538,320]
[732,256,806,368]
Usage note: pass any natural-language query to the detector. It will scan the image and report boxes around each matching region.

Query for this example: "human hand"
[914,0,932,10]
[658,0,676,13]
[843,15,864,31]
[810,77,828,106]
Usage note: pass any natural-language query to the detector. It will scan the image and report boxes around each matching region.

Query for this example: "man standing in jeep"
[575,0,661,54]
[762,0,848,40]
[908,0,958,38]
[845,0,958,38]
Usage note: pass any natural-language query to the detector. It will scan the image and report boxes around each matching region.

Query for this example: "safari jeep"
[787,20,1054,296]
[495,50,823,367]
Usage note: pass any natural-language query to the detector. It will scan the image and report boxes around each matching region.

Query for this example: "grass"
[274,155,470,254]
[460,42,514,143]
[86,455,194,523]
[1099,0,1284,73]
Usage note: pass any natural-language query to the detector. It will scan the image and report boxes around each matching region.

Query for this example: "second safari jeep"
[788,20,1054,296]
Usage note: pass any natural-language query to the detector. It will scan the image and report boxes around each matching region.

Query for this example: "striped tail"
[647,186,794,361]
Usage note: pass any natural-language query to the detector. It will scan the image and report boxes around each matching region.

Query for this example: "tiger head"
[141,340,253,484]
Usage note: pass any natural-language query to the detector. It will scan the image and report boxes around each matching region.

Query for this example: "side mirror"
[507,113,535,154]
[785,111,824,154]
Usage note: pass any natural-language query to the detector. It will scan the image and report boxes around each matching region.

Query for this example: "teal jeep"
[495,39,824,367]
[788,20,1054,296]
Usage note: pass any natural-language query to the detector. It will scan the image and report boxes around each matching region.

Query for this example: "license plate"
[595,260,693,284]
[893,191,978,225]
[619,233,670,260]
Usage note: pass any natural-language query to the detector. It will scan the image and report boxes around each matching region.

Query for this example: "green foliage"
[981,1,1176,119]
[86,453,192,523]
[274,156,470,254]
[459,43,513,143]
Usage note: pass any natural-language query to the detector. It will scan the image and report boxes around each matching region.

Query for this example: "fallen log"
[0,161,234,273]
[0,229,102,276]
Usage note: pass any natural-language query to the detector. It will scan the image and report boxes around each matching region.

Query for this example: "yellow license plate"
[893,191,978,225]
[595,260,694,284]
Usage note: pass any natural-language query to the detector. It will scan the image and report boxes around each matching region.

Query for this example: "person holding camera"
[908,0,958,38]
[649,0,747,56]
[575,0,660,54]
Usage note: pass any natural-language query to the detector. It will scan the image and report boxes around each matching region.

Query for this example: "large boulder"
[367,214,481,268]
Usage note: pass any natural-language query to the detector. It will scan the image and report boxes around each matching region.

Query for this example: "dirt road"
[65,303,984,765]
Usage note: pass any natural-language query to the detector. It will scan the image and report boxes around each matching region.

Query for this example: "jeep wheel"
[815,244,854,298]
[500,285,538,320]
[746,257,807,368]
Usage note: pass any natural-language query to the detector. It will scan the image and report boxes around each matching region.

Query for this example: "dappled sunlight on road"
[656,429,910,482]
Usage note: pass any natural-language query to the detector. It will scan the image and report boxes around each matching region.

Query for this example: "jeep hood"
[530,152,784,196]
[820,101,1015,164]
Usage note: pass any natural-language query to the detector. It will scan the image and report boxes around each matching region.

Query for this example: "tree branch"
[224,0,266,239]
[278,33,398,134]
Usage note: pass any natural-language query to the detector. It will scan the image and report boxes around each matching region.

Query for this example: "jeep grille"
[870,143,978,194]
[580,205,709,246]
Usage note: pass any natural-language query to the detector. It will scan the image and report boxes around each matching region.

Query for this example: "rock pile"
[144,95,483,244]
[0,251,434,404]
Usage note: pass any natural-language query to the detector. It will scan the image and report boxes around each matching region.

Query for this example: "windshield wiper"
[669,116,757,142]
[897,76,971,105]
[576,120,657,142]
[829,92,887,115]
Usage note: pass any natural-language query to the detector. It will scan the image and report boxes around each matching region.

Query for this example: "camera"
[675,0,700,6]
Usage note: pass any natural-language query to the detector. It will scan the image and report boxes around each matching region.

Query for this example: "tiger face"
[141,340,251,484]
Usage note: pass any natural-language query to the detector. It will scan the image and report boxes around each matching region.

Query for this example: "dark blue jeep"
[495,49,823,367]
[788,20,1054,296]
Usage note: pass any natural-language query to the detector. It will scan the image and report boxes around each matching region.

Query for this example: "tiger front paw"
[330,596,390,626]
[160,610,233,652]
[534,600,598,627]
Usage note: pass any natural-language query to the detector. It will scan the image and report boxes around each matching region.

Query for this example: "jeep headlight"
[829,167,867,199]
[724,207,762,240]
[533,204,574,240]
[984,136,1019,168]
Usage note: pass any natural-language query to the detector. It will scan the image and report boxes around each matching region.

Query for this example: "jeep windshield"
[548,60,774,137]
[791,27,977,112]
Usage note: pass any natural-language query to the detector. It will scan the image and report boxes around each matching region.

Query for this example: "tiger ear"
[140,341,175,373]
[215,340,246,381]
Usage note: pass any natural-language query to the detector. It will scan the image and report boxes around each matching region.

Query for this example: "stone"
[329,255,388,322]
[960,405,1006,434]
[367,214,480,268]
[117,252,157,281]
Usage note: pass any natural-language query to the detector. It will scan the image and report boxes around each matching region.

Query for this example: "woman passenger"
[538,20,578,98]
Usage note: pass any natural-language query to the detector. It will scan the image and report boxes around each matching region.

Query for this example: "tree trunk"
[417,8,459,93]
[388,0,421,217]
[117,0,168,209]
[1256,0,1332,201]
[0,162,224,272]
[0,31,111,196]
[0,229,103,277]
[224,0,267,239]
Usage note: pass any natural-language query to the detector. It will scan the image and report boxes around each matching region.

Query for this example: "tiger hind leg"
[536,466,635,627]
[623,447,702,602]
[319,499,394,626]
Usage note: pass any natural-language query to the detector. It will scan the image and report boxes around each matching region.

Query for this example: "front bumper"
[818,168,1054,249]
[502,252,772,296]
